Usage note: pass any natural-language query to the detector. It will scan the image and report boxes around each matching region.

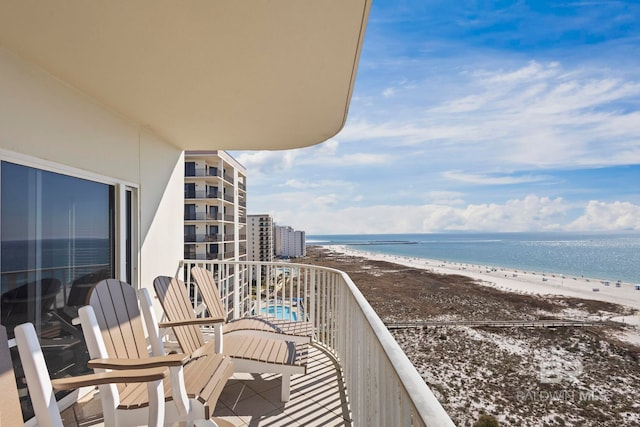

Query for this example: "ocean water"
[308,232,640,284]
[1,238,112,293]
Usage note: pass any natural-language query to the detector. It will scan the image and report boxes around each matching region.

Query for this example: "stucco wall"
[0,48,184,297]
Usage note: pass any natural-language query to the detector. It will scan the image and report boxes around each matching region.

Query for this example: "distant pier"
[384,319,601,329]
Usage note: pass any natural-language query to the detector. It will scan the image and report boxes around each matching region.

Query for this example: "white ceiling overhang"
[0,1,371,150]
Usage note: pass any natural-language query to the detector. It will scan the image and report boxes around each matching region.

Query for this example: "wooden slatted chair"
[153,275,308,402]
[1,323,166,427]
[190,266,314,344]
[79,279,235,427]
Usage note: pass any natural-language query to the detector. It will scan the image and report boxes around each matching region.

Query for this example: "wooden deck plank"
[67,344,347,427]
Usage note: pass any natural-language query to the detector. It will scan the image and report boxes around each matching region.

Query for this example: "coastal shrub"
[474,414,499,427]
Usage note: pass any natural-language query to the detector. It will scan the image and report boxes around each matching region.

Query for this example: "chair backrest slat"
[153,276,206,354]
[190,267,227,320]
[89,279,148,360]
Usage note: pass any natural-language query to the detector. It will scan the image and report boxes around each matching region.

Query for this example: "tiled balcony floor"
[61,344,351,426]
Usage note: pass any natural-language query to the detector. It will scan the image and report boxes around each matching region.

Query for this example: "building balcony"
[185,167,221,178]
[40,259,452,426]
[184,233,223,243]
[204,234,223,242]
[184,212,223,221]
[184,168,222,183]
[223,172,234,184]
[185,190,221,200]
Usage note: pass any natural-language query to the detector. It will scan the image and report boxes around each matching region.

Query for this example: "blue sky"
[233,0,640,234]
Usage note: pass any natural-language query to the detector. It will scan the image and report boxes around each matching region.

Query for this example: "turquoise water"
[308,232,640,284]
[260,305,298,321]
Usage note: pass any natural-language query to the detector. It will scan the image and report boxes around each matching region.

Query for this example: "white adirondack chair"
[153,275,308,402]
[79,279,234,427]
[2,323,167,427]
[190,266,314,344]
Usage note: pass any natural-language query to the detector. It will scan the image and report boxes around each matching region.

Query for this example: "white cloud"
[567,200,640,231]
[238,59,640,235]
[430,93,490,113]
[442,171,552,185]
[252,174,640,233]
[339,61,640,170]
[317,139,339,155]
[233,137,389,180]
[234,150,298,177]
[382,87,396,97]
[334,153,389,166]
[448,195,569,232]
[254,194,574,234]
[281,179,318,189]
[423,191,467,206]
[480,61,561,84]
[294,142,391,167]
[281,179,354,190]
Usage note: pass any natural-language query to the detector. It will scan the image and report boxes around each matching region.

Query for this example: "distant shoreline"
[308,232,640,284]
[307,244,640,425]
[323,244,640,312]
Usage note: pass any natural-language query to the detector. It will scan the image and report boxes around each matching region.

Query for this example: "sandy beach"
[306,245,640,426]
[327,244,640,313]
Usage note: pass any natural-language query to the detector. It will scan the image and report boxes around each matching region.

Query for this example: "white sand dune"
[326,245,640,311]
[322,245,640,425]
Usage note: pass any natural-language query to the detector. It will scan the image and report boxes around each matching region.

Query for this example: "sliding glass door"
[0,160,117,419]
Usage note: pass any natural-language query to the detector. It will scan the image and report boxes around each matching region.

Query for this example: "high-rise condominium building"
[247,214,274,262]
[184,151,247,261]
[274,225,306,258]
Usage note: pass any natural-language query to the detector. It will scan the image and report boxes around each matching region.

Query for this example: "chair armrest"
[158,316,225,328]
[88,353,189,370]
[51,367,167,390]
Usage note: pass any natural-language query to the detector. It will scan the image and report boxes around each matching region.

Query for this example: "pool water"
[260,305,298,321]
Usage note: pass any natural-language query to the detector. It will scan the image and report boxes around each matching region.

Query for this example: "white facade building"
[184,151,247,261]
[247,214,274,262]
[274,225,306,258]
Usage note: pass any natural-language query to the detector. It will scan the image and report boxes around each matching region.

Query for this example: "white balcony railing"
[180,260,454,427]
[184,212,222,221]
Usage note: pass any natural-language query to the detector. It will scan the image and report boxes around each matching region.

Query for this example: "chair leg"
[147,379,164,427]
[281,373,291,402]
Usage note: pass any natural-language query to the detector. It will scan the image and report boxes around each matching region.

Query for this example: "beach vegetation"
[473,413,499,427]
[307,247,640,426]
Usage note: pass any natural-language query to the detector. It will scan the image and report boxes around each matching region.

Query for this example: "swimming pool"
[259,305,298,321]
